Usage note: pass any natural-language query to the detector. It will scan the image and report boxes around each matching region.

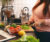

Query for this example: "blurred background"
[0,0,37,25]
[0,0,37,18]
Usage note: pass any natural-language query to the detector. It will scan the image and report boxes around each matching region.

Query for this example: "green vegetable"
[26,36,39,42]
[10,23,17,28]
[11,35,39,42]
[0,23,4,28]
[21,24,30,30]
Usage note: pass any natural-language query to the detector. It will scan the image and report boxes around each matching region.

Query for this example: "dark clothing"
[37,32,50,42]
[32,26,50,42]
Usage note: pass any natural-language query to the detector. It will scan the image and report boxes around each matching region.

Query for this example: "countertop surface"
[0,29,16,42]
[0,26,35,42]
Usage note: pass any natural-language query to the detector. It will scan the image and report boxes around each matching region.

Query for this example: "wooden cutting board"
[5,25,34,32]
[23,26,34,32]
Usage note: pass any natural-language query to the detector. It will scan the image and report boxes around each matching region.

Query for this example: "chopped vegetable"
[10,23,17,28]
[8,27,16,34]
[15,28,20,33]
[21,24,30,30]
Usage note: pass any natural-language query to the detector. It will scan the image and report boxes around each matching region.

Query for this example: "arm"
[28,14,34,25]
[29,15,34,22]
[44,19,50,26]
[33,13,50,26]
[28,0,40,25]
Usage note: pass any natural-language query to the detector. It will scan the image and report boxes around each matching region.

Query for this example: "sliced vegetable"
[15,28,20,33]
[8,27,16,34]
[15,26,21,33]
[10,23,17,28]
[21,24,30,30]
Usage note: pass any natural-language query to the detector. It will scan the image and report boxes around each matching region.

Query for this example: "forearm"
[29,15,34,24]
[36,19,50,26]
[44,19,50,26]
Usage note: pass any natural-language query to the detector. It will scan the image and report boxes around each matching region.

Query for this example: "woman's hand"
[35,19,45,27]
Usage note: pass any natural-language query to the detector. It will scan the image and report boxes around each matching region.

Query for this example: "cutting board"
[23,26,34,32]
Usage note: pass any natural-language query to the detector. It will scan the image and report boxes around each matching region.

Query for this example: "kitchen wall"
[0,6,1,12]
[0,0,37,18]
[13,0,37,18]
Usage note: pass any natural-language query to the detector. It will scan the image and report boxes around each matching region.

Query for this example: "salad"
[11,35,39,42]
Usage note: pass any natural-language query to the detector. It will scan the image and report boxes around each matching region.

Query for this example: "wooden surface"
[23,26,34,32]
[5,25,34,32]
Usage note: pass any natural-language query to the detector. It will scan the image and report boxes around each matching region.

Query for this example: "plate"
[0,30,16,42]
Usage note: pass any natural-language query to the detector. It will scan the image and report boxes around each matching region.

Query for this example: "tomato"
[9,27,16,34]
[17,25,21,28]
[15,28,20,33]
[17,26,22,30]
[17,27,20,29]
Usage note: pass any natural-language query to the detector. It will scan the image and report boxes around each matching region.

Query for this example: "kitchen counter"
[0,29,16,42]
[7,32,36,42]
[0,27,35,42]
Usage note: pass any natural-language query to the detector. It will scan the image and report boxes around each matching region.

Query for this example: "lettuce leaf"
[11,35,39,42]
